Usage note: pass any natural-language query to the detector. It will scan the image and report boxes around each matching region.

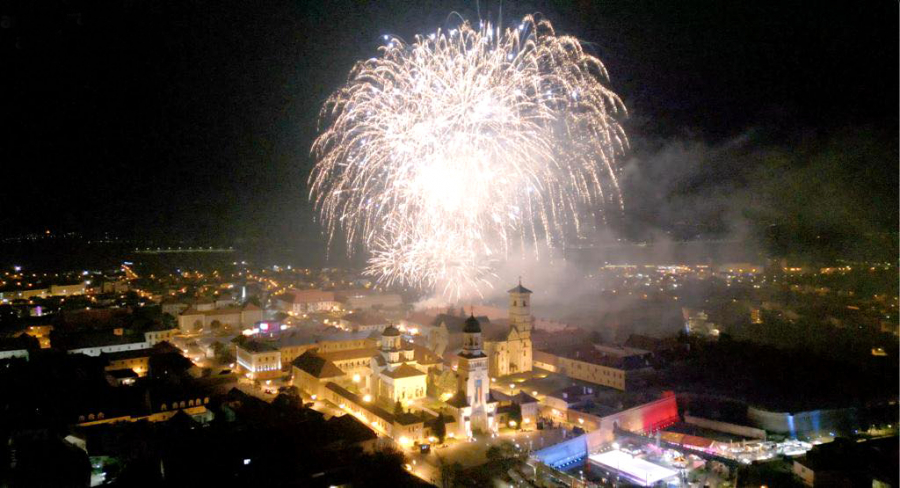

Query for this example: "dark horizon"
[2,1,897,256]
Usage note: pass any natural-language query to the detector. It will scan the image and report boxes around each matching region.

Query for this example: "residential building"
[64,330,149,357]
[161,298,189,317]
[177,303,262,333]
[341,292,403,311]
[103,348,152,376]
[338,312,389,333]
[143,324,178,346]
[274,289,341,314]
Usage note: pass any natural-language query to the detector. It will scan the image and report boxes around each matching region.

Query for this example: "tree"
[433,412,446,444]
[393,400,403,417]
[273,388,301,410]
[486,441,523,471]
[161,312,176,329]
[436,455,463,488]
[507,403,522,430]
[211,341,234,364]
[209,320,222,332]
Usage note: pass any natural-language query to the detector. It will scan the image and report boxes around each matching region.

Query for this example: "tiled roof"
[512,391,539,404]
[239,340,278,353]
[445,391,468,408]
[276,289,336,304]
[382,363,425,379]
[325,382,395,423]
[508,282,532,294]
[292,351,345,378]
[102,348,154,361]
[410,343,442,365]
[62,331,146,350]
[343,313,387,326]
[318,347,378,363]
[394,411,424,426]
[543,344,651,370]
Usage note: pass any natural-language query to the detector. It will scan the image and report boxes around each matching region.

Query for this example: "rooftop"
[382,363,426,379]
[239,340,278,354]
[318,347,378,363]
[291,351,345,378]
[275,289,336,304]
[542,344,652,370]
[463,314,481,333]
[106,368,139,379]
[61,331,147,351]
[343,313,388,326]
[325,382,397,424]
[508,281,532,294]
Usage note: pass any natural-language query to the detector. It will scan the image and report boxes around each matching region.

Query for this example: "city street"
[407,428,568,485]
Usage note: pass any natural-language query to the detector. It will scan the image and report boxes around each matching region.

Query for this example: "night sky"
[2,0,897,250]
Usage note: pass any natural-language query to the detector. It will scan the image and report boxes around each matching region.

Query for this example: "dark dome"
[463,315,481,333]
[382,325,401,337]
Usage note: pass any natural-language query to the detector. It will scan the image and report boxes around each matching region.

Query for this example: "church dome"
[463,315,481,333]
[382,324,401,337]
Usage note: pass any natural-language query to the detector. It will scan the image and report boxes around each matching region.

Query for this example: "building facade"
[485,281,534,377]
[236,341,282,380]
[446,315,498,439]
[178,303,263,334]
[274,289,341,314]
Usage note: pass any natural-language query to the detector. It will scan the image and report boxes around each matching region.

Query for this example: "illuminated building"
[236,340,282,380]
[103,348,152,377]
[273,289,340,314]
[177,302,262,333]
[750,308,763,324]
[533,343,652,391]
[291,329,441,404]
[370,325,427,403]
[25,325,53,349]
[484,281,534,376]
[445,315,498,438]
[0,338,30,361]
[63,329,149,357]
[341,292,403,311]
[277,330,376,367]
[338,312,390,333]
[143,323,179,346]
[0,282,86,302]
[161,298,189,317]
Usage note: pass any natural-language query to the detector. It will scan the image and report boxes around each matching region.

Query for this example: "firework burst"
[310,15,627,298]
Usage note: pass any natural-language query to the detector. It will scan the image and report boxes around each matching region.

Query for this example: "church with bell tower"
[446,314,498,438]
[485,280,534,377]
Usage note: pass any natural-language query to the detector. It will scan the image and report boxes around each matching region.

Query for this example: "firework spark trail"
[310,15,627,298]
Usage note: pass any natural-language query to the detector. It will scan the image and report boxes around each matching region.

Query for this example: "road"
[406,428,567,486]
